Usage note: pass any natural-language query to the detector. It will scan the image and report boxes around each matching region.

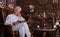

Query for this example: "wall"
[16,0,60,20]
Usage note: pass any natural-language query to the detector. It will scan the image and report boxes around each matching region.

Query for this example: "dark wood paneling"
[16,0,53,13]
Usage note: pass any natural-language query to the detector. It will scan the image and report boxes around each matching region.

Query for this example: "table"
[33,29,56,37]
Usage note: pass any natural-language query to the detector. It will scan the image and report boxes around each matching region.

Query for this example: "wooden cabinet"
[30,13,55,29]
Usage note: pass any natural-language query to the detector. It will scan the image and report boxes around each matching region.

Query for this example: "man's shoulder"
[7,14,14,17]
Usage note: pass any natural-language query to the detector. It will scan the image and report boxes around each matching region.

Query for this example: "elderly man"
[5,6,31,37]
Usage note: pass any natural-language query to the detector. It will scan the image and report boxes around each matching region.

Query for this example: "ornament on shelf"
[29,5,34,12]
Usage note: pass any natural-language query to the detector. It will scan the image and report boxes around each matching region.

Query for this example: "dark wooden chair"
[1,7,19,37]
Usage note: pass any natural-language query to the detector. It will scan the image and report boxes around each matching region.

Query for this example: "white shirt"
[5,14,25,25]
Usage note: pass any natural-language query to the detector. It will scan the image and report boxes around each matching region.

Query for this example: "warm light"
[37,25,40,28]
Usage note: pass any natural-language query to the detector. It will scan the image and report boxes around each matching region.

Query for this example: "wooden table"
[33,29,56,37]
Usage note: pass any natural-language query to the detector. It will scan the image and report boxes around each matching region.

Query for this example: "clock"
[37,0,52,6]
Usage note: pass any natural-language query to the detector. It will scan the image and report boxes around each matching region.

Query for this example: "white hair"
[14,6,22,11]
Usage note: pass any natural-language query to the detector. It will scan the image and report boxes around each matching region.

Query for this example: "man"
[5,6,31,37]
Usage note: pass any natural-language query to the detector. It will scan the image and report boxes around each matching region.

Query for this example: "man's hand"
[12,20,26,25]
[13,21,20,25]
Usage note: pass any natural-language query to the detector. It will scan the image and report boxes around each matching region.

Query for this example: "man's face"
[14,9,21,15]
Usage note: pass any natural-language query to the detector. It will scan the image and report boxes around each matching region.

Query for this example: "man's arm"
[17,20,26,23]
[5,15,11,25]
[12,20,27,25]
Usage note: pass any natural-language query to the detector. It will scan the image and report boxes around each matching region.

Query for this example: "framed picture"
[6,0,16,9]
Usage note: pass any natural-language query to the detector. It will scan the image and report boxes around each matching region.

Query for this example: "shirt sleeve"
[19,17,25,21]
[4,15,12,25]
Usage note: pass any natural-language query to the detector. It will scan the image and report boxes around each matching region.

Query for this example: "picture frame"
[6,0,16,9]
